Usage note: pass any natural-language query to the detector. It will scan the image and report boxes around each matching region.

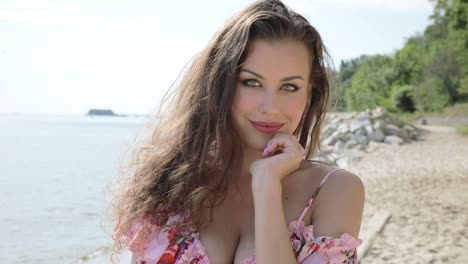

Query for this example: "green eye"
[282,84,299,92]
[242,79,260,87]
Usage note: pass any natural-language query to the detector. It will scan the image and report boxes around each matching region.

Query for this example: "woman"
[110,0,365,263]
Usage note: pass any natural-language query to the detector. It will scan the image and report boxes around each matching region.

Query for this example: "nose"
[259,89,280,114]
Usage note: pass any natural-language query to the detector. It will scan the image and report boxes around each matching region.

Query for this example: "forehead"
[240,39,311,79]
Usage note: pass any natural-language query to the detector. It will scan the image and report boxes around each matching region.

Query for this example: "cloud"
[0,0,143,32]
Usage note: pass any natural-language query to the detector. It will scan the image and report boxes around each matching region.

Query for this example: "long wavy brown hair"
[106,0,332,260]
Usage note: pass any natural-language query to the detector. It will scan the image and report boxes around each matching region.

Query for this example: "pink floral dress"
[113,168,362,263]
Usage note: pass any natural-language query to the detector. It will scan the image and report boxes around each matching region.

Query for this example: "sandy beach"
[351,126,468,263]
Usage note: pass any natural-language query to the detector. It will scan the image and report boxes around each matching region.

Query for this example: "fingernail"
[263,145,270,156]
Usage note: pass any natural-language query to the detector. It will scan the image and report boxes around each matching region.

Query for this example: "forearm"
[252,177,297,264]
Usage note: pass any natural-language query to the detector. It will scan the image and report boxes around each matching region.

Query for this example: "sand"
[350,126,468,263]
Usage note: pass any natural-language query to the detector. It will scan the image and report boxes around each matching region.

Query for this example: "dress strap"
[297,168,344,223]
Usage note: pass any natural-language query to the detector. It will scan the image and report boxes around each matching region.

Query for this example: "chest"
[196,182,316,264]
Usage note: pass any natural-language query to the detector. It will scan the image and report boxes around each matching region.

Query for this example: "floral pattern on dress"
[113,210,362,264]
[113,210,211,264]
[288,220,361,264]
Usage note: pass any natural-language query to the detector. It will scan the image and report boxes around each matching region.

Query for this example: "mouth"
[250,120,285,134]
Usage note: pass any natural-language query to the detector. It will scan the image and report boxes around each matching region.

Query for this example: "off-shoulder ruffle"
[289,220,362,264]
[112,211,193,262]
[240,220,362,264]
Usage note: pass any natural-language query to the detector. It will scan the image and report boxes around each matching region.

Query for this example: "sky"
[0,0,434,115]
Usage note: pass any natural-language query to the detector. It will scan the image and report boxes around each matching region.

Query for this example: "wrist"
[251,172,282,195]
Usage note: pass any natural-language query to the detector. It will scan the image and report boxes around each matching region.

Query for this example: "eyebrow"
[239,68,304,82]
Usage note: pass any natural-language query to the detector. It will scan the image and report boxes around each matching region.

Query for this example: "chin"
[250,135,274,152]
[238,134,267,153]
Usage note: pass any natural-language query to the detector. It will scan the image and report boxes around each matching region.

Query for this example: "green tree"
[393,35,425,86]
[424,39,461,103]
[345,55,396,111]
[428,0,468,100]
[332,56,369,111]
[413,78,450,111]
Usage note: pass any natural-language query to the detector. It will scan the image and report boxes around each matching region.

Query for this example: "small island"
[87,109,121,116]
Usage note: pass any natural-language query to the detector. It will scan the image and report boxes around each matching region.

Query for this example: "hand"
[250,133,305,188]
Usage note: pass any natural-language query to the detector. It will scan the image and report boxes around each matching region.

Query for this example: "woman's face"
[231,39,311,153]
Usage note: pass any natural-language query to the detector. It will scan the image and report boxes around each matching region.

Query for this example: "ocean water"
[0,114,148,263]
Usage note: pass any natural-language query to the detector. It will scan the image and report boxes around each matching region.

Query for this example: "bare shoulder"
[301,161,365,238]
[299,160,364,195]
[322,164,365,197]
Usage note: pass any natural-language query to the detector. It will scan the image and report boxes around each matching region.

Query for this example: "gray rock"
[330,116,342,124]
[373,120,385,130]
[369,128,385,142]
[352,144,367,151]
[354,128,367,136]
[352,134,369,145]
[384,135,404,145]
[398,129,411,142]
[334,141,345,151]
[322,135,335,146]
[337,123,350,133]
[364,124,374,134]
[322,130,346,145]
[371,106,387,119]
[410,130,420,140]
[350,118,371,132]
[343,132,354,142]
[384,124,401,136]
[345,139,360,149]
[403,124,416,132]
[357,111,371,121]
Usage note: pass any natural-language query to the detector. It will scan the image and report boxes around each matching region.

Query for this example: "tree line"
[332,0,468,113]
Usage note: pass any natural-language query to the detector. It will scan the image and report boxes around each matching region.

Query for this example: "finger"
[275,135,302,156]
[262,134,297,156]
[273,133,299,151]
[262,138,285,156]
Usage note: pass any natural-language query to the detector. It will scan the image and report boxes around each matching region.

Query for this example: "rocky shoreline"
[315,107,422,168]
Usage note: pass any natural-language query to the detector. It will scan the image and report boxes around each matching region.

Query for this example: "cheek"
[231,87,256,117]
[283,95,308,121]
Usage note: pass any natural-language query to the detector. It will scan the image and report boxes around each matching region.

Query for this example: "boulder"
[345,139,360,149]
[384,124,401,136]
[369,128,385,142]
[384,135,404,145]
[352,134,369,145]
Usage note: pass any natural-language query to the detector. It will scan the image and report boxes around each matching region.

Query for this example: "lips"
[250,120,285,134]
